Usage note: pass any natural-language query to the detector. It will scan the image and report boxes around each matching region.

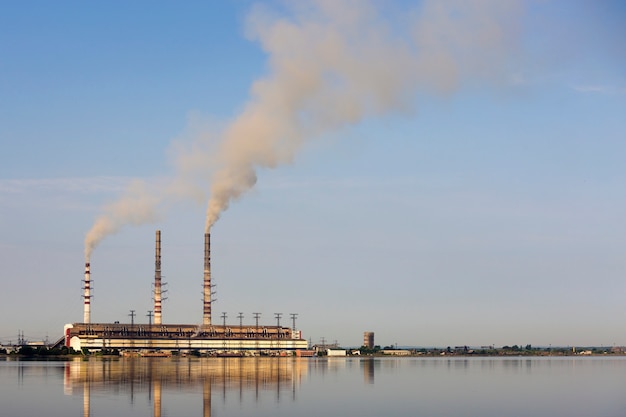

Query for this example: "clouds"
[0,177,133,215]
[572,84,626,95]
[0,176,130,195]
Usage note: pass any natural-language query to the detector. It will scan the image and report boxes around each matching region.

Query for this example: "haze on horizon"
[0,0,625,348]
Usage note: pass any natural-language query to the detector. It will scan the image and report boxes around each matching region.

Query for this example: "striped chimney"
[154,230,162,325]
[203,233,211,325]
[83,263,91,323]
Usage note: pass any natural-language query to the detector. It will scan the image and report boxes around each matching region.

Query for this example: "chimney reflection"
[64,357,308,417]
[83,376,90,417]
[203,378,211,417]
[154,378,162,417]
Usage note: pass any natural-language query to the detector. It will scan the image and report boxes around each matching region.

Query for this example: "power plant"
[64,231,308,354]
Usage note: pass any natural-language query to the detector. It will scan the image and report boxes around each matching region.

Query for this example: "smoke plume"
[85,0,523,257]
[202,0,521,231]
[84,180,161,261]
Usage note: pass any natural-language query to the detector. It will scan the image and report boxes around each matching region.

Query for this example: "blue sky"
[1,0,625,348]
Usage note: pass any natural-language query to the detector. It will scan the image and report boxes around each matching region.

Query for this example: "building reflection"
[64,357,308,417]
[362,358,375,384]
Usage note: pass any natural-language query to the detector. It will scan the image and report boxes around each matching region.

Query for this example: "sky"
[1,0,625,348]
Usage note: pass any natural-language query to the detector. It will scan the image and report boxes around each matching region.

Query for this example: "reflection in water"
[155,377,162,417]
[83,374,89,417]
[203,377,210,417]
[5,357,626,417]
[362,358,375,384]
[64,357,308,417]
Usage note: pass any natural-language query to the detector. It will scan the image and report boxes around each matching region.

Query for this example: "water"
[1,356,625,416]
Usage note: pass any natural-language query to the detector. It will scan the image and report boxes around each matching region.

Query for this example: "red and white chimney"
[83,263,91,323]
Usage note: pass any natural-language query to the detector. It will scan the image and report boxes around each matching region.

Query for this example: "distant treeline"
[356,344,624,356]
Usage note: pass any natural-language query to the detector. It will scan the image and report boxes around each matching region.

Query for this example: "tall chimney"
[203,233,211,325]
[154,230,162,325]
[83,263,91,323]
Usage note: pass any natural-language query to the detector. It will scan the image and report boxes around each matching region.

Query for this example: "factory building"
[65,231,308,353]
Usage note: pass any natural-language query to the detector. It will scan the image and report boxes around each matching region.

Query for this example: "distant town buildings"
[326,348,347,357]
[363,332,374,348]
[381,349,411,356]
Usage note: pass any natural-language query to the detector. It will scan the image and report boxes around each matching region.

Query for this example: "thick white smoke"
[202,0,521,231]
[85,0,523,258]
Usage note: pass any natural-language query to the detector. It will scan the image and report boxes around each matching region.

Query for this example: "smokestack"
[203,233,211,325]
[83,263,91,323]
[154,230,162,325]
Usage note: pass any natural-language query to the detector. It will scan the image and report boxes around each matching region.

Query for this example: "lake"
[1,356,625,416]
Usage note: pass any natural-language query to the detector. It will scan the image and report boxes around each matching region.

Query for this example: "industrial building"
[64,231,308,353]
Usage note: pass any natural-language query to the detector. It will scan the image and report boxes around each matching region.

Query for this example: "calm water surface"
[1,356,625,416]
